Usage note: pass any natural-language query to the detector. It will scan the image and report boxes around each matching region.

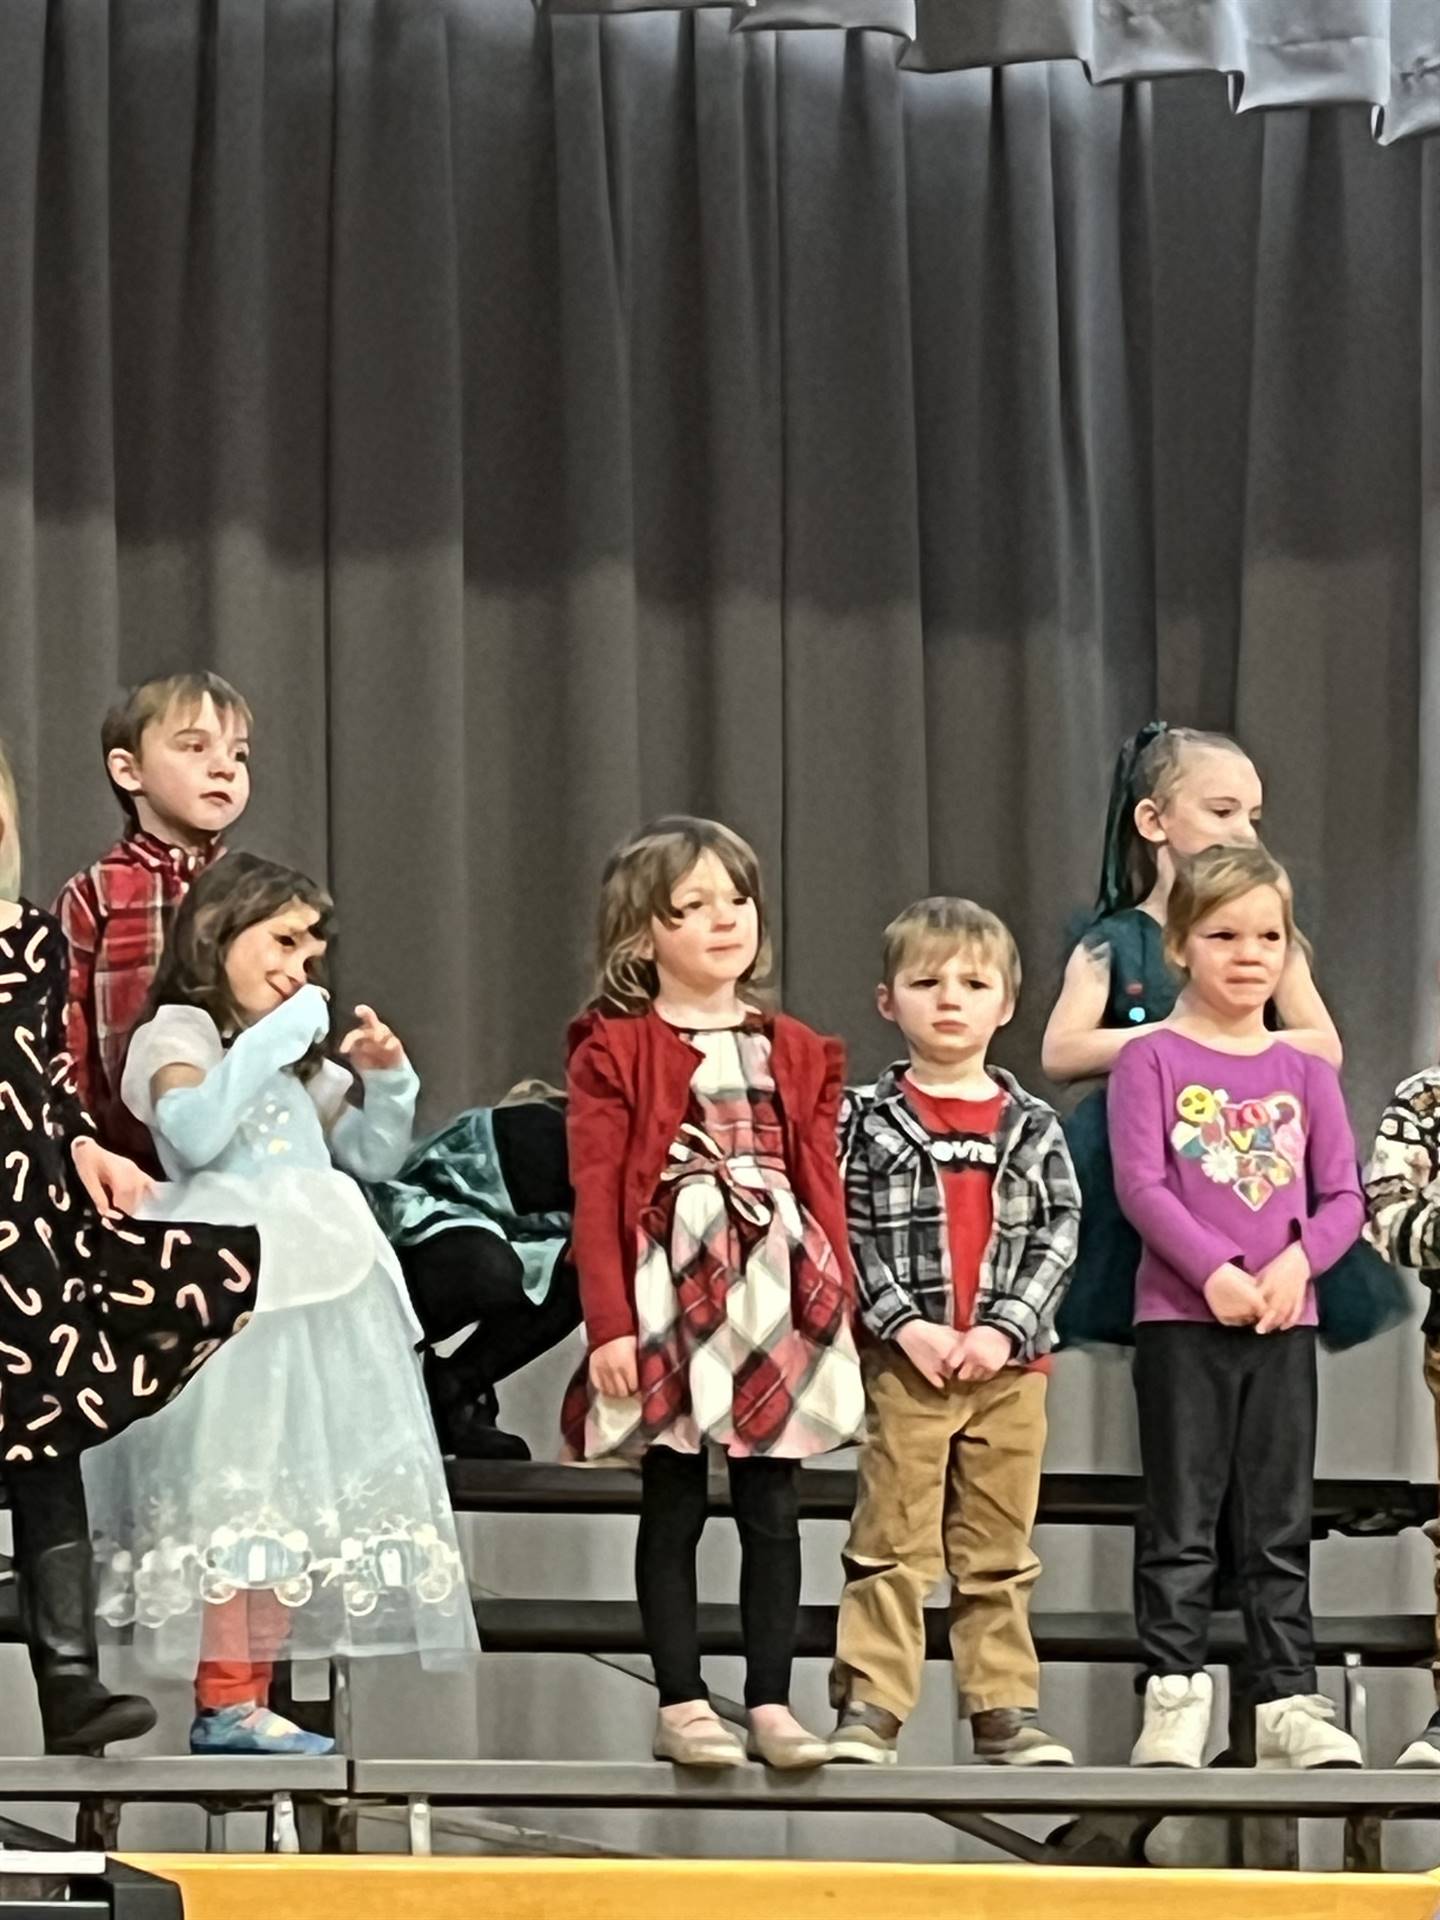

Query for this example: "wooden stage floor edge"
[119,1855,1440,1920]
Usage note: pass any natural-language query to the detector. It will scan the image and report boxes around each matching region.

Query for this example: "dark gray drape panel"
[0,0,1435,1138]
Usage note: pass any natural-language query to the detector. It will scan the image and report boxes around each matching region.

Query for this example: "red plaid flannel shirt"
[53,831,221,1164]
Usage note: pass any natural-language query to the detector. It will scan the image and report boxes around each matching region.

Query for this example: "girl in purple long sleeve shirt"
[1108,845,1364,1774]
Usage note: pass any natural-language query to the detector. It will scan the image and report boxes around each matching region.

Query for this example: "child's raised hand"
[589,1334,639,1399]
[71,1138,154,1220]
[895,1319,963,1391]
[339,1005,405,1073]
[1202,1261,1264,1327]
[955,1324,1016,1382]
[265,982,332,1062]
[1254,1242,1311,1335]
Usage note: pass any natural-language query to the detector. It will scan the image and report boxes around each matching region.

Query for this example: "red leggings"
[195,1591,291,1712]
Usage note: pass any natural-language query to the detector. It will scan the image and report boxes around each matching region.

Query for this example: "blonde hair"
[1164,843,1296,970]
[882,897,1021,999]
[0,743,19,902]
[592,815,770,1016]
[103,671,252,828]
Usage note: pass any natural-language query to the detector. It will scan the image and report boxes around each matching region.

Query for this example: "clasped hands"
[1202,1241,1310,1334]
[894,1318,1016,1389]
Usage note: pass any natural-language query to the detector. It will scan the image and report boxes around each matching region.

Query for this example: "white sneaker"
[1130,1673,1213,1768]
[1254,1694,1363,1770]
[1396,1711,1440,1769]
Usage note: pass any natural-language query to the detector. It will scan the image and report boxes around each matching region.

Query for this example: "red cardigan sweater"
[566,1005,855,1351]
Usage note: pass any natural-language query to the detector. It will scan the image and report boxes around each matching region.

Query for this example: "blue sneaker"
[189,1704,336,1756]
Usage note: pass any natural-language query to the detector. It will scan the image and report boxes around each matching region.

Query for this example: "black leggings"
[1134,1322,1318,1701]
[636,1446,801,1711]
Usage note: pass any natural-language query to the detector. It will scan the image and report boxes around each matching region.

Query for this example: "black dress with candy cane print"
[0,902,258,1465]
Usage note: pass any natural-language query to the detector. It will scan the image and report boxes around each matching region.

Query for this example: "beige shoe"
[653,1710,746,1769]
[746,1720,830,1770]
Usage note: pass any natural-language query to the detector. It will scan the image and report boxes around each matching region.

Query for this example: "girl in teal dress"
[1045,721,1404,1351]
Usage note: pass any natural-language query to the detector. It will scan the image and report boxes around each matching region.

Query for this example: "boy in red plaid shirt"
[53,672,252,1165]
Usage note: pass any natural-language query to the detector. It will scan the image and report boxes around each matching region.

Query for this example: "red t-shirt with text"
[902,1076,1049,1375]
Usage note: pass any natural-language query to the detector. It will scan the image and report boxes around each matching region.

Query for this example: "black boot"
[9,1457,156,1755]
[424,1351,531,1462]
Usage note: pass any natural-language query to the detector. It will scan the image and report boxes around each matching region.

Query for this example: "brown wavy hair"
[143,851,335,1080]
[592,815,771,1016]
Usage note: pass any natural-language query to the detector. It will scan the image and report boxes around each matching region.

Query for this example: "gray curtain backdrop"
[2,0,1440,1861]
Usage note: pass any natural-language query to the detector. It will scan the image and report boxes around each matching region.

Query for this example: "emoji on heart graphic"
[1171,1084,1307,1213]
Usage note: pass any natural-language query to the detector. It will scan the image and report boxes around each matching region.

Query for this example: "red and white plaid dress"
[564,1018,863,1461]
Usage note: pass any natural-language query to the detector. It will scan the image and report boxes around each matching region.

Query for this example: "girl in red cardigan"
[563,816,863,1771]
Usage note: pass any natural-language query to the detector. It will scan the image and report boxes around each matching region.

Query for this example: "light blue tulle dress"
[82,989,476,1675]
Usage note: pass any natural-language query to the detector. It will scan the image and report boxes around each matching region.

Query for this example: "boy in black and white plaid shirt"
[829,898,1081,1766]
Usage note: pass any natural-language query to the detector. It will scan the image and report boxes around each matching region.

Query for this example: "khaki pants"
[1426,1340,1440,1701]
[831,1343,1047,1722]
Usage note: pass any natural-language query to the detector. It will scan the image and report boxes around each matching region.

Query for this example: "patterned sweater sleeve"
[52,870,102,1118]
[843,1111,922,1342]
[978,1107,1080,1360]
[1365,1071,1440,1279]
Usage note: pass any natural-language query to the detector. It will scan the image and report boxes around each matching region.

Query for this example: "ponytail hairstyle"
[1090,722,1250,925]
[142,851,335,1082]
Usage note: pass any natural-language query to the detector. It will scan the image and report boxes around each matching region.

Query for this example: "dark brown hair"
[103,671,253,828]
[144,851,334,1080]
[592,815,770,1016]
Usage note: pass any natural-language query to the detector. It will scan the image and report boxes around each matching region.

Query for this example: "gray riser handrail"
[471,1598,1438,1666]
[445,1463,1437,1538]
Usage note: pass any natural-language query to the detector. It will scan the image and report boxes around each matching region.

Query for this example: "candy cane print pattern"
[181,1338,220,1378]
[4,1444,32,1462]
[4,1152,26,1204]
[25,1395,62,1431]
[48,1325,79,1376]
[91,1332,115,1374]
[34,1220,52,1256]
[220,1249,253,1293]
[61,1278,85,1304]
[0,1279,43,1317]
[108,1277,155,1307]
[0,975,24,1008]
[0,1340,31,1374]
[0,1085,33,1131]
[46,1182,71,1213]
[160,1229,192,1270]
[0,1224,17,1256]
[73,1229,89,1260]
[22,927,47,973]
[132,1355,159,1398]
[12,1028,42,1077]
[48,1052,79,1097]
[77,1388,108,1430]
[176,1284,211,1327]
